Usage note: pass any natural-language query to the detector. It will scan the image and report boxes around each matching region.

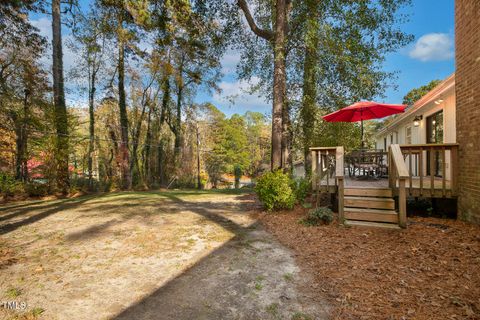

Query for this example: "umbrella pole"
[361,119,364,149]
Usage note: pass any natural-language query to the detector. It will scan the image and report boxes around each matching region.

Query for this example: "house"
[308,1,479,227]
[375,73,456,181]
[375,73,455,149]
[308,73,460,228]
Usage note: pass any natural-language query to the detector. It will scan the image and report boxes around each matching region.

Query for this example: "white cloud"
[213,77,270,112]
[409,33,454,62]
[220,50,241,74]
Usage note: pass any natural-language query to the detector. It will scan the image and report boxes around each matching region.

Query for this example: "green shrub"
[291,177,310,204]
[25,182,49,197]
[255,170,296,211]
[299,207,333,226]
[0,174,24,196]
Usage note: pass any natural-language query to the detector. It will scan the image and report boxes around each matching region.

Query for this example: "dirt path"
[0,191,328,320]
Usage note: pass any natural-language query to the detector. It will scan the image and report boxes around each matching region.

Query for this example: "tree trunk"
[15,90,29,182]
[301,0,319,177]
[88,67,96,191]
[157,140,166,185]
[196,123,201,189]
[156,76,169,185]
[174,85,182,163]
[52,0,69,194]
[281,99,292,171]
[130,99,148,187]
[271,0,287,170]
[144,107,152,186]
[237,0,287,171]
[117,23,131,190]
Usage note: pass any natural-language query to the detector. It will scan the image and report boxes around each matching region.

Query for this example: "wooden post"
[398,178,407,228]
[338,177,344,223]
[311,150,317,191]
[408,149,412,194]
[419,147,423,196]
[451,146,458,195]
[388,147,394,188]
[335,146,345,224]
[430,147,435,195]
[442,147,446,197]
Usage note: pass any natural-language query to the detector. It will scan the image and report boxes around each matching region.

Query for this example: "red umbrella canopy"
[322,101,406,122]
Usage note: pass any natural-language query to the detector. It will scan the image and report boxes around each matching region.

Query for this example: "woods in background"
[1,0,412,196]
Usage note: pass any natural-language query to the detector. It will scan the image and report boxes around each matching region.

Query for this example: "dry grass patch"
[0,190,255,320]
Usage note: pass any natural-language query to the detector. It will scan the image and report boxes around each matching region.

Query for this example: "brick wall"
[455,0,480,223]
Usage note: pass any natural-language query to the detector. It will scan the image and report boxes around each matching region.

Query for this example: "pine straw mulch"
[259,207,480,320]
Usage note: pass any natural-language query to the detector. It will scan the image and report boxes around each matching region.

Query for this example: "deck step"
[344,207,398,223]
[345,220,401,229]
[344,187,392,198]
[344,196,395,210]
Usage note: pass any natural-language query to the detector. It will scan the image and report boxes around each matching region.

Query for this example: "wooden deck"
[311,144,459,228]
[318,176,454,198]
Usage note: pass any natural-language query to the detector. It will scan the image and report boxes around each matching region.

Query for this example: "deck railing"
[398,143,459,197]
[310,146,345,220]
[389,144,409,228]
[310,147,337,191]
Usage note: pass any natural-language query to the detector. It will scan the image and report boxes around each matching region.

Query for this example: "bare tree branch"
[237,0,274,41]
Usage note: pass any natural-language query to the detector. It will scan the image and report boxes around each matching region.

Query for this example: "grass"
[31,308,45,317]
[283,273,293,281]
[5,287,22,298]
[254,275,265,291]
[266,303,279,317]
[0,188,254,319]
[291,312,312,320]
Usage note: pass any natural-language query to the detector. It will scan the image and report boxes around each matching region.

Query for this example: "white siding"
[374,86,456,180]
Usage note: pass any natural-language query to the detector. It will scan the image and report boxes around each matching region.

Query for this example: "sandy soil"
[0,191,328,320]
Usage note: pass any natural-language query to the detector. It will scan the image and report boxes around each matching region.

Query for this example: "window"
[390,134,394,144]
[406,126,412,144]
[426,110,444,176]
[426,110,444,143]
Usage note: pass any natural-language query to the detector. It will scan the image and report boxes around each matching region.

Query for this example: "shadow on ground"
[113,223,328,320]
[0,190,329,320]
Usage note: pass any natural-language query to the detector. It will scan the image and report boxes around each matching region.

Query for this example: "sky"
[29,0,455,117]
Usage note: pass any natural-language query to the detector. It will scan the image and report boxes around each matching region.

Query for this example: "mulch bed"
[259,207,480,319]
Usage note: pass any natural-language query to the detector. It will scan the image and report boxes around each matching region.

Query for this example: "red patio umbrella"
[322,101,406,148]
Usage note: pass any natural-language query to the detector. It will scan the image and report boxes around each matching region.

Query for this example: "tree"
[244,111,270,175]
[403,80,442,106]
[98,0,149,189]
[234,165,242,189]
[237,0,291,170]
[0,1,48,183]
[52,0,70,193]
[291,0,413,176]
[70,7,107,190]
[299,0,322,176]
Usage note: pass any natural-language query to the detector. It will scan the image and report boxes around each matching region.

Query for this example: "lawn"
[0,190,256,319]
[0,189,327,320]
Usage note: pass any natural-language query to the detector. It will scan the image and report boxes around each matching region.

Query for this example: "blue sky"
[206,0,455,116]
[30,0,455,117]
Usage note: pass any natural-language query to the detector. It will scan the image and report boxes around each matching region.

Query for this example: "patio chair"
[349,150,381,178]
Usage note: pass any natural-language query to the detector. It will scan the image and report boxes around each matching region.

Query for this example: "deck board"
[316,176,454,197]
